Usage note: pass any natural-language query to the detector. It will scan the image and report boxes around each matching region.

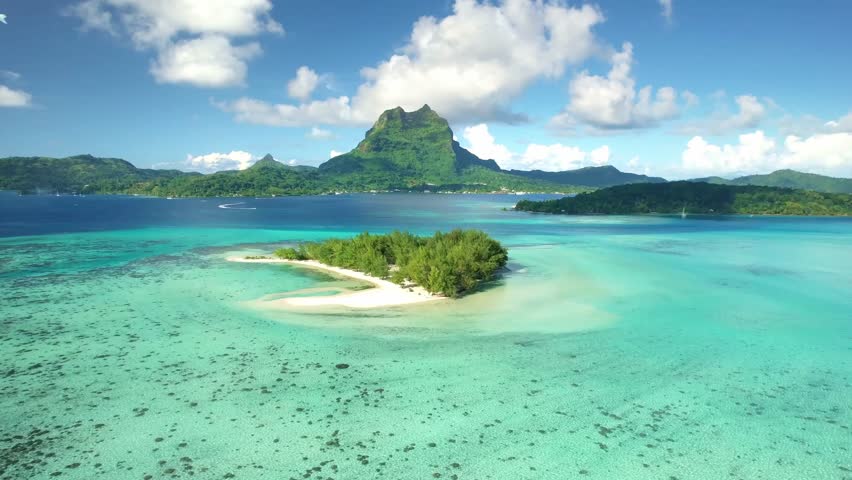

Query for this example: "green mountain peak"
[320,105,498,184]
[250,154,281,168]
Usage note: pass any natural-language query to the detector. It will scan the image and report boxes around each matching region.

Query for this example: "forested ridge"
[515,182,852,216]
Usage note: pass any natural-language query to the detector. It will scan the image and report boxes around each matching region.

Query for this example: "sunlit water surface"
[1,193,850,479]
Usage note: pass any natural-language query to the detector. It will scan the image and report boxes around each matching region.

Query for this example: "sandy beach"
[227,256,444,308]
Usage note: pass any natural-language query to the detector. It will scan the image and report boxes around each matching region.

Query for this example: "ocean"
[1,193,850,479]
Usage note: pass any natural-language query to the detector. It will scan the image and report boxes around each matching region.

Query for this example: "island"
[0,106,582,196]
[515,181,852,216]
[229,229,508,309]
[5,106,852,198]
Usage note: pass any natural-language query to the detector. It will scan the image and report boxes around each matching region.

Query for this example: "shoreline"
[227,256,444,309]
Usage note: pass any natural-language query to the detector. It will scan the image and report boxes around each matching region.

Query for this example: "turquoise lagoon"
[1,193,850,479]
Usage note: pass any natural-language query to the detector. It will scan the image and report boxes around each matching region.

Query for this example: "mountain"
[1,107,580,196]
[248,154,317,173]
[139,154,324,197]
[0,154,195,194]
[318,105,549,191]
[690,169,852,194]
[508,165,666,188]
[516,182,852,216]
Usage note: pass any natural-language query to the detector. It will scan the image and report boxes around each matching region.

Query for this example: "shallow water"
[1,193,850,479]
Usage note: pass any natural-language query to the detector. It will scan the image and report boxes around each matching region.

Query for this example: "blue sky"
[1,0,851,178]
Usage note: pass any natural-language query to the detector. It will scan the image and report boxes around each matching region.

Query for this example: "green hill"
[1,107,578,196]
[515,181,852,216]
[690,169,852,194]
[318,105,560,192]
[137,155,323,197]
[508,165,666,188]
[0,154,195,194]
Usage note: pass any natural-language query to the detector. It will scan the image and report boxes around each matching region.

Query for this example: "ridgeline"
[0,106,582,196]
[515,182,852,216]
[4,106,851,198]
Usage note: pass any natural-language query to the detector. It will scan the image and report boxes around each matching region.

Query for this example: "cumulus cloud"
[220,96,355,126]
[677,94,767,135]
[677,130,852,178]
[288,66,320,101]
[67,0,280,87]
[219,0,604,127]
[461,124,514,163]
[186,150,258,172]
[658,0,673,23]
[306,126,333,140]
[329,150,344,158]
[0,85,33,107]
[681,90,699,107]
[550,43,683,134]
[462,123,610,171]
[151,36,261,87]
[589,145,611,165]
[778,111,852,137]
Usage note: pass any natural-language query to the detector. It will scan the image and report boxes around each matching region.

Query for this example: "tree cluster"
[274,230,508,298]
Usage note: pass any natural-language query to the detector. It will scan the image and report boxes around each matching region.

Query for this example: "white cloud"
[66,1,116,34]
[677,94,767,135]
[186,150,257,172]
[329,150,344,158]
[681,90,699,107]
[782,133,852,175]
[288,66,320,101]
[67,0,280,87]
[590,145,611,165]
[0,85,33,107]
[727,95,766,128]
[677,130,852,178]
[151,35,261,87]
[462,123,610,171]
[778,111,852,137]
[219,0,604,127]
[626,155,653,176]
[0,70,21,82]
[461,124,513,163]
[550,43,682,133]
[681,131,776,177]
[518,143,589,171]
[306,126,333,140]
[658,0,673,23]
[627,156,640,169]
[67,0,281,47]
[220,96,355,126]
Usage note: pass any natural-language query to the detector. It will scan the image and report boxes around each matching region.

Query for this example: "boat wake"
[218,202,257,210]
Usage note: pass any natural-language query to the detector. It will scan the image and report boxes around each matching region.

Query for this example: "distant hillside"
[1,107,580,197]
[318,105,563,192]
[515,182,852,216]
[142,154,324,197]
[0,154,195,194]
[508,165,666,188]
[690,169,852,194]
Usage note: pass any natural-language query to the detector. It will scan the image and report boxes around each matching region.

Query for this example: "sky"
[1,0,851,179]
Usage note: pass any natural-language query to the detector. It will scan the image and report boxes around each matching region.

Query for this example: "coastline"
[226,256,444,309]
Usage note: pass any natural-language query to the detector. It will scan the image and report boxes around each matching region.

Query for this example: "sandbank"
[226,256,444,308]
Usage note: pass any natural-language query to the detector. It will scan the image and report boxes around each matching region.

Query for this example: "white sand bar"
[227,256,444,309]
